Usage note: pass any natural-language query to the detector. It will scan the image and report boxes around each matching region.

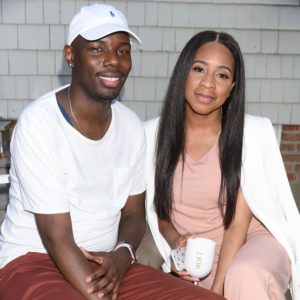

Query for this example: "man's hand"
[80,192,146,299]
[35,213,107,300]
[81,248,131,300]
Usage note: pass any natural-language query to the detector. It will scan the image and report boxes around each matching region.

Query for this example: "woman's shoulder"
[245,113,272,128]
[243,114,278,151]
[244,114,273,136]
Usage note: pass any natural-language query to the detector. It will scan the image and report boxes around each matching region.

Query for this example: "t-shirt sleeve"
[11,115,69,214]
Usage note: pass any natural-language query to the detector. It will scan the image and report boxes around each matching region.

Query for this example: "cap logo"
[110,11,115,17]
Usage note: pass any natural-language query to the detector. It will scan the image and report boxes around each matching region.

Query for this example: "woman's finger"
[180,274,200,282]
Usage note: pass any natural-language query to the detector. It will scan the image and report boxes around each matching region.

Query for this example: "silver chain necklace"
[67,86,112,137]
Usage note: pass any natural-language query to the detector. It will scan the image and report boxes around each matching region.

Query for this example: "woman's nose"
[200,73,215,88]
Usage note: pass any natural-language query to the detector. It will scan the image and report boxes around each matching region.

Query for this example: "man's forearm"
[35,212,101,299]
[45,238,99,300]
[117,212,146,250]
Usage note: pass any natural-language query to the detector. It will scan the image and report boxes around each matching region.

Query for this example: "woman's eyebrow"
[193,59,232,74]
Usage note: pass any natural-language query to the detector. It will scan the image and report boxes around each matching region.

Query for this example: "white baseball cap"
[67,4,141,46]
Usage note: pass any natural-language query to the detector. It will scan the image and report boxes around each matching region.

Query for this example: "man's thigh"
[118,263,225,300]
[0,252,225,300]
[0,252,83,300]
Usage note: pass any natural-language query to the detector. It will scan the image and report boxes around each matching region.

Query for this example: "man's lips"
[98,75,122,88]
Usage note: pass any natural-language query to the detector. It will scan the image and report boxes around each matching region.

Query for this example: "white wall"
[0,0,300,123]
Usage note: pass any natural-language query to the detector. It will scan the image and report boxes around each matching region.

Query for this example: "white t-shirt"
[0,86,146,268]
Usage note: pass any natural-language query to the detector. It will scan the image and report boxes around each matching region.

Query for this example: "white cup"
[184,237,216,278]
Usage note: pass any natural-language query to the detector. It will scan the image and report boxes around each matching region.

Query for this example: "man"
[0,4,225,300]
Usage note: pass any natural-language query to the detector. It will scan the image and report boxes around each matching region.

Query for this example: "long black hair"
[154,31,245,229]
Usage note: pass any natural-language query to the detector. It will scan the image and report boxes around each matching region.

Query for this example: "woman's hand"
[174,270,201,283]
[170,233,203,283]
[80,248,131,300]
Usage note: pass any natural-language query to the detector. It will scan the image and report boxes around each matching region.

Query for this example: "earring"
[69,63,72,67]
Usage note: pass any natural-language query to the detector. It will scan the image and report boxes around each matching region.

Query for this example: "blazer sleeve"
[241,115,300,297]
[145,117,172,271]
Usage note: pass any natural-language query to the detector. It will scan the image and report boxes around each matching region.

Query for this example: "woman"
[145,31,300,299]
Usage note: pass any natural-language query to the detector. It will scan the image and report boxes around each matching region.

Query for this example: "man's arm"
[82,192,146,300]
[35,213,102,300]
[117,191,146,250]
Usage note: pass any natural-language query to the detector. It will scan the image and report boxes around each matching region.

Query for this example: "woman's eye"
[217,73,229,80]
[192,66,204,73]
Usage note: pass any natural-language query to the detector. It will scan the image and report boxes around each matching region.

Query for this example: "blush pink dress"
[171,140,291,300]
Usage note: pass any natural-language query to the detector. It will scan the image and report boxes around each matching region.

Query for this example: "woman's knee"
[224,259,289,299]
[225,258,266,285]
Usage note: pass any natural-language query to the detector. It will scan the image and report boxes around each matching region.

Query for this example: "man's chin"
[95,92,119,103]
[97,98,114,104]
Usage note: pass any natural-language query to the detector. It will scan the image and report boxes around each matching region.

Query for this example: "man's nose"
[103,51,119,67]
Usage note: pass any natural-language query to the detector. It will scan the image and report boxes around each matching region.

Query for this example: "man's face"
[67,32,132,102]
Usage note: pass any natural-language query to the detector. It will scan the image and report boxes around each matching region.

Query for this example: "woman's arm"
[211,190,252,295]
[158,219,187,249]
[158,218,201,282]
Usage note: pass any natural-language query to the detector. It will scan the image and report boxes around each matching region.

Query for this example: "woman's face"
[184,41,235,117]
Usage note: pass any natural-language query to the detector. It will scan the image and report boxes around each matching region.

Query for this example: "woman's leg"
[224,230,291,300]
[118,263,225,300]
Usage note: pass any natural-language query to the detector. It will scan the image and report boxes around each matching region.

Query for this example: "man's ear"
[64,45,74,68]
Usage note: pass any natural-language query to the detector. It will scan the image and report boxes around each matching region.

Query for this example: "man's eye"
[91,47,103,52]
[118,49,130,55]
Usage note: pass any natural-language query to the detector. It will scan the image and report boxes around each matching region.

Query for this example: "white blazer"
[145,114,300,299]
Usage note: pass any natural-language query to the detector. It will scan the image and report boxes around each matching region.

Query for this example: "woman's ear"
[64,45,74,68]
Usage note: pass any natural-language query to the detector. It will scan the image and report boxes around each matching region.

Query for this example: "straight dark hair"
[154,31,245,229]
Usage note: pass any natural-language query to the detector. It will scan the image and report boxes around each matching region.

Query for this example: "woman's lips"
[195,93,216,103]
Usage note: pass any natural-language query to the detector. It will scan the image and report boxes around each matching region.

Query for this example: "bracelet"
[114,241,137,264]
